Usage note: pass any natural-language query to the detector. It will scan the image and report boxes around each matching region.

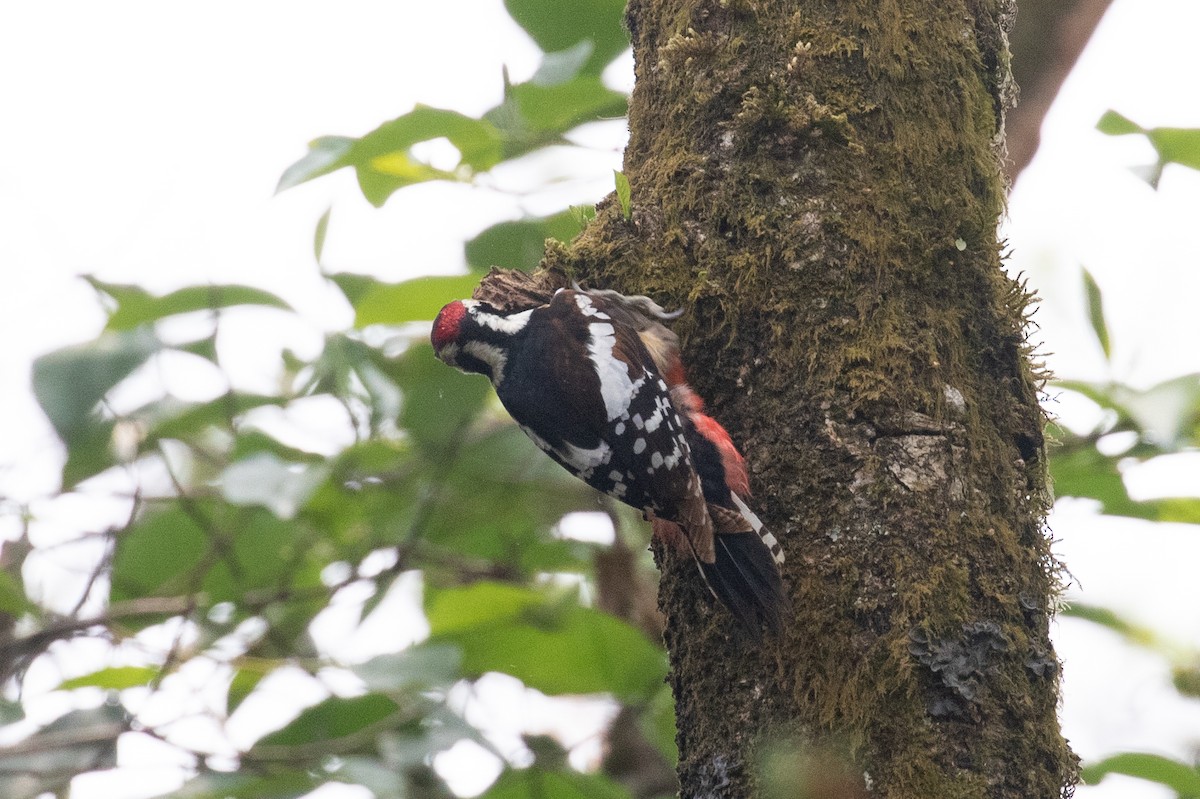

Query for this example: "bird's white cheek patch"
[436,343,460,367]
[462,340,508,383]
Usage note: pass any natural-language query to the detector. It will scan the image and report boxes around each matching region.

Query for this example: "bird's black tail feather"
[701,531,788,636]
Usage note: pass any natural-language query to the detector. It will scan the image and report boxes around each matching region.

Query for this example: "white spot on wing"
[560,440,610,478]
[462,340,508,383]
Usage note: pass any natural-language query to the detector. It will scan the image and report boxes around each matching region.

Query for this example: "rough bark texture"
[547,0,1077,796]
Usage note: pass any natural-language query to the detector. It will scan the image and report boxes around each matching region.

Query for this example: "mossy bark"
[547,0,1077,796]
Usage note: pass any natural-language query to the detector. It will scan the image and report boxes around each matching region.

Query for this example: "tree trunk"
[551,0,1077,796]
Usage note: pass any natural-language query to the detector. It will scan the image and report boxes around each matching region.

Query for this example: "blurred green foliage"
[2,2,660,798]
[3,1,1200,797]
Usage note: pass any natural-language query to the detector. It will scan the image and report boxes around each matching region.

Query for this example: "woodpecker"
[431,286,786,634]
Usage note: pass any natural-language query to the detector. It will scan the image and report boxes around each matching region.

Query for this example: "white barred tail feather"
[730,492,785,566]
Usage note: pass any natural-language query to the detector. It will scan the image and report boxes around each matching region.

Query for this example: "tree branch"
[1007,0,1115,181]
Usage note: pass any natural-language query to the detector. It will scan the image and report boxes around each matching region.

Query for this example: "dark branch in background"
[593,505,663,641]
[0,596,198,684]
[1007,0,1114,180]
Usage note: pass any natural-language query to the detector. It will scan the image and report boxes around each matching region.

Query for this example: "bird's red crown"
[431,300,468,352]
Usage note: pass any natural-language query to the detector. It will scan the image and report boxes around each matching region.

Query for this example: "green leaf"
[1050,444,1200,524]
[215,509,323,602]
[1049,447,1149,520]
[295,108,506,206]
[301,446,424,556]
[327,273,381,308]
[1174,665,1200,699]
[1061,604,1163,650]
[357,155,453,204]
[280,109,505,206]
[355,107,504,172]
[227,668,267,715]
[353,642,462,694]
[160,772,316,799]
[642,685,679,766]
[391,343,491,454]
[1081,268,1111,361]
[145,394,286,444]
[0,699,23,725]
[230,432,324,467]
[482,768,633,799]
[276,135,356,192]
[352,274,481,327]
[498,78,627,136]
[110,506,210,604]
[1148,126,1200,172]
[175,334,219,362]
[61,419,119,489]
[85,278,293,332]
[530,41,596,87]
[299,333,404,435]
[1153,497,1200,525]
[1096,111,1200,188]
[1046,436,1200,523]
[504,0,629,76]
[465,211,585,273]
[420,423,597,573]
[1096,110,1143,136]
[0,569,32,617]
[377,703,490,769]
[1082,752,1200,795]
[32,327,160,443]
[570,204,597,229]
[254,694,401,749]
[1114,375,1200,449]
[426,582,666,701]
[110,504,322,615]
[58,666,160,691]
[1055,374,1200,449]
[614,170,632,221]
[220,454,328,520]
[314,207,331,264]
[328,757,407,799]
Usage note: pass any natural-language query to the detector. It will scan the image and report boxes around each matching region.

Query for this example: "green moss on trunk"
[547,0,1076,796]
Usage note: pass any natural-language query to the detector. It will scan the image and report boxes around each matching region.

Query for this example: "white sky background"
[2,1,1200,798]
